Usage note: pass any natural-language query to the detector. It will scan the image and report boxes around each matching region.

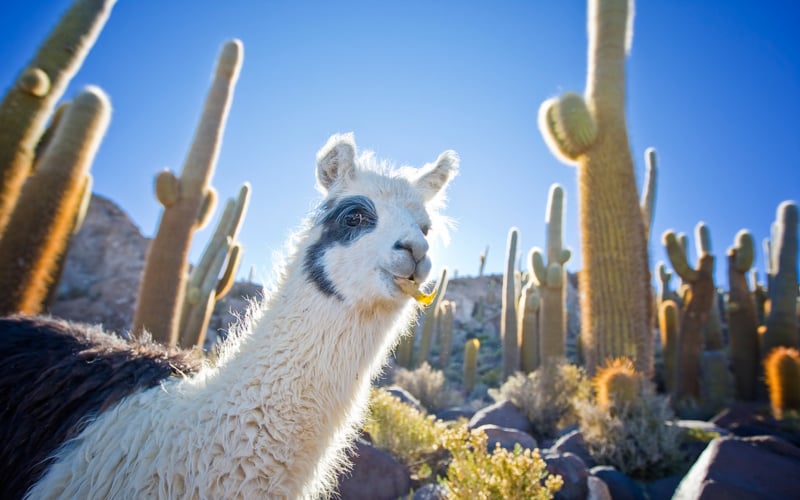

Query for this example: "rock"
[710,401,800,446]
[586,476,612,500]
[589,466,645,500]
[543,451,588,500]
[549,429,596,468]
[476,424,537,452]
[435,406,476,422]
[673,435,800,499]
[386,386,426,414]
[468,400,532,434]
[645,474,683,500]
[412,483,448,500]
[335,438,411,500]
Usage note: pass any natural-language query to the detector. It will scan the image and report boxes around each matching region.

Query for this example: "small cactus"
[764,347,800,420]
[593,357,641,412]
[463,338,480,393]
[658,300,679,394]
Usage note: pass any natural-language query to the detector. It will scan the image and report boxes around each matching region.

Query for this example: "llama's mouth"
[393,276,435,305]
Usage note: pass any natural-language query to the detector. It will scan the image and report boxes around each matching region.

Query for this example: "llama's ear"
[414,150,459,201]
[316,133,357,193]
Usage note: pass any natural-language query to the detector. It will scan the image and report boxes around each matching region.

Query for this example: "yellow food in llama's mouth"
[393,277,435,305]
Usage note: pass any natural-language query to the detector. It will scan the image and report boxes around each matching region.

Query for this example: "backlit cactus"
[593,357,641,412]
[501,228,520,380]
[764,346,800,420]
[726,229,760,400]
[177,183,250,348]
[658,300,679,394]
[463,338,480,393]
[538,0,651,375]
[663,222,716,407]
[0,87,110,315]
[0,0,116,234]
[518,254,541,373]
[133,40,243,344]
[762,201,799,355]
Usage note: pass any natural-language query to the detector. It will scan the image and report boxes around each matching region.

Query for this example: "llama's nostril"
[395,239,429,263]
[393,240,411,253]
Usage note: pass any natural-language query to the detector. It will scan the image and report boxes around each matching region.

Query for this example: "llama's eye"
[344,211,366,227]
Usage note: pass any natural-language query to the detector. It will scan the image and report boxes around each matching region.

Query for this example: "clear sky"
[2,1,798,290]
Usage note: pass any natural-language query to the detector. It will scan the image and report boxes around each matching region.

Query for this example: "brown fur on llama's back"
[0,316,204,499]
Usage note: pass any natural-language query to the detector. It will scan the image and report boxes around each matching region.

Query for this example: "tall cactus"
[0,0,116,234]
[640,147,657,242]
[417,267,449,367]
[519,251,542,373]
[177,183,250,347]
[463,338,480,393]
[656,261,679,308]
[532,184,571,365]
[437,301,456,369]
[663,222,716,407]
[0,86,110,315]
[726,230,759,401]
[538,0,651,375]
[658,299,679,395]
[762,201,799,355]
[133,40,243,344]
[501,227,520,380]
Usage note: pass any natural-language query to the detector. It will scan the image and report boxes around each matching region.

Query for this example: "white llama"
[0,133,458,499]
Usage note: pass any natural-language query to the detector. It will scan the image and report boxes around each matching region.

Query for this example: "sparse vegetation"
[393,362,463,411]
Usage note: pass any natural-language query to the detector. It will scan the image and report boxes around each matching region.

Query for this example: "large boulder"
[543,451,589,500]
[468,400,532,434]
[673,435,800,499]
[475,424,538,452]
[335,438,411,500]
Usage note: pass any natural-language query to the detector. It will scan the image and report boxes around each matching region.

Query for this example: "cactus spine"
[538,0,651,375]
[501,227,520,380]
[658,299,679,395]
[764,347,800,420]
[519,251,542,373]
[532,184,571,365]
[726,230,760,401]
[0,0,116,234]
[762,201,799,355]
[177,183,250,347]
[417,267,449,367]
[133,40,243,344]
[463,338,480,393]
[0,87,110,315]
[663,222,716,407]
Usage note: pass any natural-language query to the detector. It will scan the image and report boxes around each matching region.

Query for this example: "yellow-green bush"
[393,362,462,411]
[488,360,591,438]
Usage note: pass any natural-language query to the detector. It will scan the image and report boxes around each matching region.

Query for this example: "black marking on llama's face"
[304,195,378,299]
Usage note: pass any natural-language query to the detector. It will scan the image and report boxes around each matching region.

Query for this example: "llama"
[0,133,459,499]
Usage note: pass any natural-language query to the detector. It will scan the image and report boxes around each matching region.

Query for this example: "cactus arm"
[640,147,657,241]
[215,243,242,299]
[539,93,597,165]
[664,230,697,283]
[0,86,110,315]
[133,40,243,344]
[155,169,180,207]
[0,0,116,232]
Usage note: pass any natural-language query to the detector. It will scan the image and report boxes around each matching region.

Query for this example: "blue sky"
[2,1,798,289]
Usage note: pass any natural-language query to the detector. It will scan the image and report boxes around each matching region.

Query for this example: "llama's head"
[303,133,458,307]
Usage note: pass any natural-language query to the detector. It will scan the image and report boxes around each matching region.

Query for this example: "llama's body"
[1,133,458,499]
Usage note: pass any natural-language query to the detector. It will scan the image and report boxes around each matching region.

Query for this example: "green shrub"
[489,360,592,438]
[393,362,463,411]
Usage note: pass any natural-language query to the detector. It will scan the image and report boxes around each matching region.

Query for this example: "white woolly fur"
[26,133,458,499]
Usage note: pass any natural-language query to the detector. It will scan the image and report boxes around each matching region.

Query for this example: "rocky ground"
[48,195,800,499]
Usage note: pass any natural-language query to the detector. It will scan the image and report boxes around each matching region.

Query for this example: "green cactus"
[531,184,571,366]
[0,86,110,315]
[463,338,480,393]
[593,357,642,412]
[133,39,243,344]
[764,346,800,420]
[437,300,456,369]
[704,289,725,351]
[394,325,415,369]
[699,350,733,418]
[0,0,116,234]
[663,222,716,408]
[656,261,679,308]
[478,245,489,277]
[762,201,799,355]
[518,256,541,374]
[726,229,760,401]
[177,183,251,348]
[417,267,449,367]
[501,227,520,380]
[658,299,679,395]
[640,148,657,242]
[538,0,651,375]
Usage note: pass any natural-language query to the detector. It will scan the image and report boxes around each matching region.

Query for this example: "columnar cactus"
[133,40,243,344]
[762,201,799,355]
[437,301,456,369]
[726,230,760,401]
[518,254,542,373]
[658,300,679,394]
[699,350,733,417]
[593,357,642,412]
[501,227,520,379]
[764,346,800,420]
[0,0,116,234]
[478,245,489,277]
[0,87,110,315]
[537,0,652,375]
[177,183,251,348]
[532,184,571,365]
[417,267,449,367]
[656,261,679,308]
[640,148,657,243]
[663,222,716,407]
[463,338,480,393]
